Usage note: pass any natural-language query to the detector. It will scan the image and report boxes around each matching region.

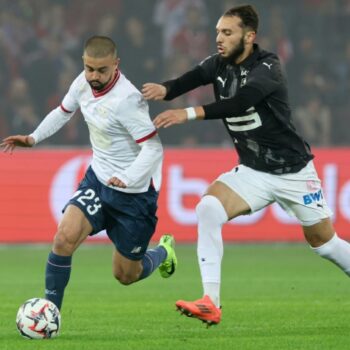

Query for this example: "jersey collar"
[239,43,260,69]
[92,69,120,98]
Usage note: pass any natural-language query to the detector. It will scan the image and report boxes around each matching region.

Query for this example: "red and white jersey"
[59,71,162,193]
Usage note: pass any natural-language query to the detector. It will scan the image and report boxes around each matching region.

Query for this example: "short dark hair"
[224,5,259,33]
[84,36,117,58]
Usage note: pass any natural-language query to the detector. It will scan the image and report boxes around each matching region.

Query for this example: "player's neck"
[92,69,120,97]
[235,46,254,65]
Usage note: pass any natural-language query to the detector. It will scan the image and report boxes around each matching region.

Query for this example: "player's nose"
[91,71,100,80]
[216,36,223,44]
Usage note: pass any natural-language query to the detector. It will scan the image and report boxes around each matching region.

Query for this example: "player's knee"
[196,196,214,218]
[196,195,227,225]
[303,218,335,247]
[53,225,79,255]
[113,271,138,285]
[305,232,330,248]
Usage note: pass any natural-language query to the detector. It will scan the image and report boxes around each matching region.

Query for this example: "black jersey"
[162,44,314,174]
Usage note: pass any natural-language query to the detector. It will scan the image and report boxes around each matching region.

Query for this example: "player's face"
[216,16,255,64]
[83,54,119,91]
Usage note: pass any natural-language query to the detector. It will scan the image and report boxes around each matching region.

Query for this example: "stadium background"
[1,0,350,243]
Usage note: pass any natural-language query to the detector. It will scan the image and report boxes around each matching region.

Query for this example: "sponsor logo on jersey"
[263,62,273,70]
[303,189,323,205]
[217,76,227,87]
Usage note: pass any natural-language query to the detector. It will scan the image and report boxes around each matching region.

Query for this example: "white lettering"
[168,164,266,225]
[166,163,345,226]
[226,109,262,132]
[339,181,350,221]
[323,164,337,220]
[168,165,207,224]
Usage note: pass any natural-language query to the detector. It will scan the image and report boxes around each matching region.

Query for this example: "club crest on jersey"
[240,67,249,76]
[240,67,249,87]
[96,105,109,118]
[306,180,319,192]
[303,189,323,205]
[79,83,88,93]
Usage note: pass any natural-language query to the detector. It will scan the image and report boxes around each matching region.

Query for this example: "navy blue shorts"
[64,167,158,260]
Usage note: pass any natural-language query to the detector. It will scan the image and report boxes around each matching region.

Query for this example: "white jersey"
[31,70,163,193]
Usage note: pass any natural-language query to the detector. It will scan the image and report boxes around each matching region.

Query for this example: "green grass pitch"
[1,243,350,350]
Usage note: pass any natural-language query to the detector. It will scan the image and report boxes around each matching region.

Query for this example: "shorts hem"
[216,179,255,212]
[65,202,98,235]
[114,246,144,261]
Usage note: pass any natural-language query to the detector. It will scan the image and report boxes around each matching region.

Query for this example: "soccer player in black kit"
[142,5,350,326]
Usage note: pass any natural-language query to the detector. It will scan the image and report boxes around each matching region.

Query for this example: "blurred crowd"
[1,0,350,147]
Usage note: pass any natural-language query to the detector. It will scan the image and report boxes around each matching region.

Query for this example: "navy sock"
[139,246,167,280]
[45,251,72,310]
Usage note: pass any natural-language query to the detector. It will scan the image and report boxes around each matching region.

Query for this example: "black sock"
[139,246,167,280]
[45,251,72,310]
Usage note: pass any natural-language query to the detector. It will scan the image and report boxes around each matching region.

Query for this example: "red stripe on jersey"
[60,104,73,113]
[92,69,120,98]
[136,130,157,144]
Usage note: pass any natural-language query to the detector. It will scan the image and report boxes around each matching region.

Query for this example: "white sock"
[312,233,350,276]
[196,195,228,307]
[203,282,221,307]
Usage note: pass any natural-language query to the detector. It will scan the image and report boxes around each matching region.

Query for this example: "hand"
[142,83,167,100]
[153,109,188,128]
[1,135,35,154]
[107,177,127,188]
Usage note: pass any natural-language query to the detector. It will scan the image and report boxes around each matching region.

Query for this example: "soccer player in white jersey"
[1,36,177,311]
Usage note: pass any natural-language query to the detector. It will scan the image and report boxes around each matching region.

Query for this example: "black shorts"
[64,167,158,260]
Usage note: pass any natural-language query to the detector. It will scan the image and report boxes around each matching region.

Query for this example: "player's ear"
[244,31,256,44]
[115,57,120,68]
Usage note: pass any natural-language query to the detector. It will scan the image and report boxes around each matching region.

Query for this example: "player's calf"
[312,232,350,276]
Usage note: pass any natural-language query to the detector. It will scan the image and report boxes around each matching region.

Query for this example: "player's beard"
[222,36,245,65]
[88,76,112,91]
